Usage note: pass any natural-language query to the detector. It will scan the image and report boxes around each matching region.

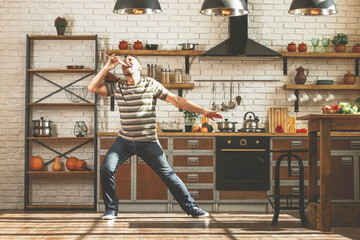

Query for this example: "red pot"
[343,71,356,84]
[118,40,128,50]
[334,44,346,53]
[287,42,297,52]
[298,42,307,52]
[133,40,143,50]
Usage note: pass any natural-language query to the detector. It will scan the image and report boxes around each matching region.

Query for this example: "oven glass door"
[216,151,270,190]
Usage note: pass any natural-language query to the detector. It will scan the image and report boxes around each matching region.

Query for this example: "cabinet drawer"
[272,152,308,161]
[173,189,213,201]
[158,138,168,150]
[272,139,308,150]
[330,156,354,200]
[272,186,316,196]
[100,138,116,150]
[173,155,213,167]
[173,138,213,150]
[331,139,360,150]
[272,166,313,181]
[219,190,267,200]
[176,172,213,183]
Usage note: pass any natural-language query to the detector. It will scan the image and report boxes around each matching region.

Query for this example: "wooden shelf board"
[27,171,93,174]
[28,69,96,73]
[162,83,195,89]
[25,205,95,209]
[28,103,95,107]
[28,35,97,40]
[284,84,360,90]
[107,49,203,56]
[280,52,360,58]
[27,137,95,140]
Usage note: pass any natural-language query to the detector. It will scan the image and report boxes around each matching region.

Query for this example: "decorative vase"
[287,42,297,52]
[298,42,307,52]
[353,44,360,53]
[294,66,309,85]
[334,44,346,53]
[56,26,65,35]
[52,156,62,171]
[343,71,356,84]
[118,40,128,50]
[133,40,143,50]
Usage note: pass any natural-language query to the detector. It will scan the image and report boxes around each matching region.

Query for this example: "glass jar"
[174,69,182,83]
[147,64,156,79]
[161,68,170,83]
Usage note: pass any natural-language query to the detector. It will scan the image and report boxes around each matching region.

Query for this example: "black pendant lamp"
[113,0,162,15]
[200,0,248,16]
[289,0,337,16]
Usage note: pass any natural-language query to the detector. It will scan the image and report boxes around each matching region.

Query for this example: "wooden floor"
[0,211,359,240]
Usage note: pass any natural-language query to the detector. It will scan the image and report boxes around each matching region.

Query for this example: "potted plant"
[54,16,68,35]
[331,33,348,53]
[183,110,199,132]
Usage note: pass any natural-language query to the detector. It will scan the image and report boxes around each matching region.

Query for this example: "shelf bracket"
[185,55,190,74]
[294,90,299,112]
[283,57,288,75]
[355,58,359,76]
[178,88,183,112]
[111,97,115,111]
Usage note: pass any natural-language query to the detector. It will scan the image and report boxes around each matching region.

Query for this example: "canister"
[147,64,156,79]
[161,68,170,83]
[174,69,182,83]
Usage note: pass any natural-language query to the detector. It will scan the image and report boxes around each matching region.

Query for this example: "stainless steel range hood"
[202,15,281,60]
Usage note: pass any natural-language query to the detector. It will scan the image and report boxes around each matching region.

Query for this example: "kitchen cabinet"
[24,35,98,210]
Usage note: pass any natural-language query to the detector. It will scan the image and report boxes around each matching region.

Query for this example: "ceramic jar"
[298,42,307,52]
[133,40,143,50]
[334,44,346,53]
[353,44,360,53]
[294,66,309,85]
[118,40,128,50]
[343,71,356,84]
[287,42,297,52]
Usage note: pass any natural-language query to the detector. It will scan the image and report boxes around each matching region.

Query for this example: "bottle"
[174,69,182,83]
[289,110,296,133]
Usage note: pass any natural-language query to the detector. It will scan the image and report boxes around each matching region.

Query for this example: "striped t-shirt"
[105,77,169,142]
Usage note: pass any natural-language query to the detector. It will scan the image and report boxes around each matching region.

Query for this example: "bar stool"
[267,149,309,226]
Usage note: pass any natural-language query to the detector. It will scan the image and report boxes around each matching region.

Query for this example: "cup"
[287,92,297,102]
[325,92,335,102]
[299,92,309,102]
[313,92,323,103]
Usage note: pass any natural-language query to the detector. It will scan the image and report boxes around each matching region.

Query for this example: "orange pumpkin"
[66,157,87,171]
[29,156,44,171]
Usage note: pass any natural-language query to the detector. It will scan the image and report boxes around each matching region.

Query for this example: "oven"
[216,136,270,190]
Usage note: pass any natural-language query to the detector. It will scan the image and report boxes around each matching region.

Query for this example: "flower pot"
[353,44,360,53]
[334,44,346,53]
[56,26,65,35]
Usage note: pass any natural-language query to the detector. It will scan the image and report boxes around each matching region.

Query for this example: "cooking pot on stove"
[217,119,237,130]
[243,112,259,129]
[178,43,198,50]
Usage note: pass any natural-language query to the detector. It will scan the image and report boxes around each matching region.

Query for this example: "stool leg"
[294,154,307,226]
[272,154,285,226]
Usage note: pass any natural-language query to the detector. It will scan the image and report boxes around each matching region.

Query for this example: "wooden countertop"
[98,132,360,137]
[298,114,360,121]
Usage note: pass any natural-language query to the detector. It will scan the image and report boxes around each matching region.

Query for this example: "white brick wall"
[0,0,359,209]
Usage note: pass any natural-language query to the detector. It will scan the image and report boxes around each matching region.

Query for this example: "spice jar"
[161,68,170,83]
[174,69,182,83]
[147,64,156,79]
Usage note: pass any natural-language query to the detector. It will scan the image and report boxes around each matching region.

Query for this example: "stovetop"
[217,128,266,133]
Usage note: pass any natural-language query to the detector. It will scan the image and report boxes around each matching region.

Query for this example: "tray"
[66,65,85,69]
[316,80,334,85]
[321,109,341,114]
[161,129,183,132]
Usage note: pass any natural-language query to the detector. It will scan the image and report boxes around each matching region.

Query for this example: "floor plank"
[0,211,358,240]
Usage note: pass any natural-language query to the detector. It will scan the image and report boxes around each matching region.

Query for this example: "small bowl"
[66,65,84,69]
[146,44,158,50]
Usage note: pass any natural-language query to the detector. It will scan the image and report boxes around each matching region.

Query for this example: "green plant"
[183,110,199,124]
[54,16,68,28]
[331,33,349,45]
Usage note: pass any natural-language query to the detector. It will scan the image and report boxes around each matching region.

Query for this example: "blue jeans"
[100,136,196,213]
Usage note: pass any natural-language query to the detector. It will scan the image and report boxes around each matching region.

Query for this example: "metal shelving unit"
[24,35,98,210]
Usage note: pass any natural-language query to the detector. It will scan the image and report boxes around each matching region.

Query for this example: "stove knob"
[240,139,247,146]
[256,140,260,144]
[227,140,232,145]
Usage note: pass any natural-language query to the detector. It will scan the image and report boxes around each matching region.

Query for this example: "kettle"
[243,111,259,129]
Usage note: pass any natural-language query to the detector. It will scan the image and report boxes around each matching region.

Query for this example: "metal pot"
[32,117,52,128]
[178,43,198,50]
[217,119,237,130]
[32,127,52,137]
[243,112,259,129]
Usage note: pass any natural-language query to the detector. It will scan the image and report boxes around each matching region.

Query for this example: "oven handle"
[220,149,266,152]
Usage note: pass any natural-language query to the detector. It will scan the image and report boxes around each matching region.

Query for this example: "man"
[88,54,223,220]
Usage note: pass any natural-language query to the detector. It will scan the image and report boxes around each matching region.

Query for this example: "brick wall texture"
[0,0,359,209]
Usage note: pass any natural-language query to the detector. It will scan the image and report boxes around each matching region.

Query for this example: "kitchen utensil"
[294,66,309,84]
[322,38,330,52]
[145,44,158,50]
[311,38,319,52]
[316,79,334,85]
[268,107,288,133]
[66,65,84,69]
[118,40,128,50]
[236,83,242,105]
[287,92,297,102]
[227,83,236,109]
[325,92,335,102]
[220,83,228,112]
[133,40,143,50]
[105,54,127,66]
[343,71,356,84]
[32,117,52,128]
[211,83,216,111]
[313,92,323,102]
[178,43,198,50]
[287,42,297,52]
[243,112,259,129]
[32,127,53,137]
[298,42,307,52]
[299,92,309,102]
[217,119,237,130]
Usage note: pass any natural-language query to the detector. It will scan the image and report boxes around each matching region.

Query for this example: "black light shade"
[113,0,162,15]
[200,0,248,16]
[289,0,337,16]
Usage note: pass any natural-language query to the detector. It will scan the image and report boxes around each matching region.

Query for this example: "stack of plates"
[316,80,334,85]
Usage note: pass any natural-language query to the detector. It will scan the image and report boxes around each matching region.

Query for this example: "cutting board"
[269,107,288,133]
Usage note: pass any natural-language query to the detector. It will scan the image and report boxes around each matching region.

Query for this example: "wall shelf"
[28,103,95,107]
[280,52,360,76]
[26,171,94,174]
[27,137,95,140]
[28,69,96,73]
[28,35,97,40]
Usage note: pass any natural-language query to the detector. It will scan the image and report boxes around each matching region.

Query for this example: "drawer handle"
[291,168,300,176]
[187,174,199,182]
[292,187,300,195]
[189,190,199,199]
[138,159,146,165]
[351,141,360,149]
[340,157,353,166]
[188,140,199,148]
[290,141,302,149]
[187,157,199,165]
[124,159,131,165]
